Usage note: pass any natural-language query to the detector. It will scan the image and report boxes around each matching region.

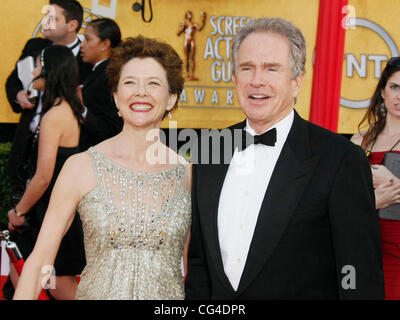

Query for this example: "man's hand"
[16,90,34,110]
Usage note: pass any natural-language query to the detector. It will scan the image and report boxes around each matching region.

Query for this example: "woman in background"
[79,18,123,151]
[352,56,400,299]
[7,45,86,300]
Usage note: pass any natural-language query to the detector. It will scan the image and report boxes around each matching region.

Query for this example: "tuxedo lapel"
[197,120,246,296]
[198,162,233,293]
[81,59,109,88]
[236,112,320,295]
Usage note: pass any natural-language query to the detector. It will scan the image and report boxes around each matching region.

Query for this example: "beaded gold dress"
[75,148,191,300]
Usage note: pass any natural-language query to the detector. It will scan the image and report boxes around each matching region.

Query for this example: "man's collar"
[66,36,80,49]
[245,109,294,136]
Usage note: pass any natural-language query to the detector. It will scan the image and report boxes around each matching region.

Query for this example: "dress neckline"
[89,147,185,175]
[369,150,400,154]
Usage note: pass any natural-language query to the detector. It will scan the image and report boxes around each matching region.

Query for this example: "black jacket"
[185,111,384,300]
[79,59,123,151]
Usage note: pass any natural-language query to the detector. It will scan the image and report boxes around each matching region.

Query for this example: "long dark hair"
[359,59,400,149]
[39,45,84,124]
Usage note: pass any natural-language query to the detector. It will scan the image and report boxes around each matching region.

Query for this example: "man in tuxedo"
[3,0,90,299]
[185,17,384,299]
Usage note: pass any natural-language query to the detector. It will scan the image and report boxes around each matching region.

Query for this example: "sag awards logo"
[177,12,252,110]
[177,8,400,111]
[342,16,399,109]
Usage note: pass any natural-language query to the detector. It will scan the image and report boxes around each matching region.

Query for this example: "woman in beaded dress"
[351,57,400,299]
[14,36,191,300]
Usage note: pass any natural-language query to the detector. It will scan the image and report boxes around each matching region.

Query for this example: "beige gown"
[75,147,191,300]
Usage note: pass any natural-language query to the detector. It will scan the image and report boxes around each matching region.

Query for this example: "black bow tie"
[239,127,277,151]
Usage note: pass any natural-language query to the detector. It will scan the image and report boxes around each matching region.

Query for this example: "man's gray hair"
[232,17,306,79]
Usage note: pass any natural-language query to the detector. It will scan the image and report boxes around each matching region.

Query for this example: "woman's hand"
[7,209,26,232]
[371,164,400,188]
[375,180,400,209]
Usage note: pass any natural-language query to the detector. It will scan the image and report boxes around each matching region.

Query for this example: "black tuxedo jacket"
[79,59,123,151]
[185,111,384,300]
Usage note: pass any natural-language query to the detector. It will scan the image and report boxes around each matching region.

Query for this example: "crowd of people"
[2,0,400,300]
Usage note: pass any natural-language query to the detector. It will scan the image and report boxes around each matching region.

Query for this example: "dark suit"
[185,111,384,300]
[79,59,123,151]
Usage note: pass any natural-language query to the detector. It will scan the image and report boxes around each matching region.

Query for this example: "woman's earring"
[168,111,172,119]
[117,109,121,117]
[380,101,387,118]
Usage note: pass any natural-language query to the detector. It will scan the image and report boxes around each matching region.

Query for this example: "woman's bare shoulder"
[40,102,75,127]
[51,150,98,203]
[64,150,93,175]
[59,151,94,179]
[350,131,366,146]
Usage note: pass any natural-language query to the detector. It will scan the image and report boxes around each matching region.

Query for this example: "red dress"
[369,150,400,300]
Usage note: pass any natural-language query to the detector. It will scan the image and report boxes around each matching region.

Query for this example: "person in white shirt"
[185,17,384,300]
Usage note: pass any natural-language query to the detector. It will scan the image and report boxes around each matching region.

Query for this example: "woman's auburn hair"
[107,36,184,109]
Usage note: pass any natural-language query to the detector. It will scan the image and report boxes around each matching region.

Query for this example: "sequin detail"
[75,147,191,300]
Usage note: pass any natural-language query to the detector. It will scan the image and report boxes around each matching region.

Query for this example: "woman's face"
[80,25,107,64]
[382,70,400,118]
[113,57,177,130]
[32,55,45,91]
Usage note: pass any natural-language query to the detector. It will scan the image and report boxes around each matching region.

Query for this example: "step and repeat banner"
[1,0,400,133]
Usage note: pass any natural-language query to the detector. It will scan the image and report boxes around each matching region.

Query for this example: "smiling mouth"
[130,104,152,111]
[249,94,270,100]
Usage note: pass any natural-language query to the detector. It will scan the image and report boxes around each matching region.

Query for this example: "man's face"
[42,4,70,43]
[232,32,304,133]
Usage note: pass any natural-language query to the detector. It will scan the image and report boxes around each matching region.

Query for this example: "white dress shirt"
[92,59,107,71]
[29,96,42,133]
[217,110,294,291]
[67,37,81,57]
